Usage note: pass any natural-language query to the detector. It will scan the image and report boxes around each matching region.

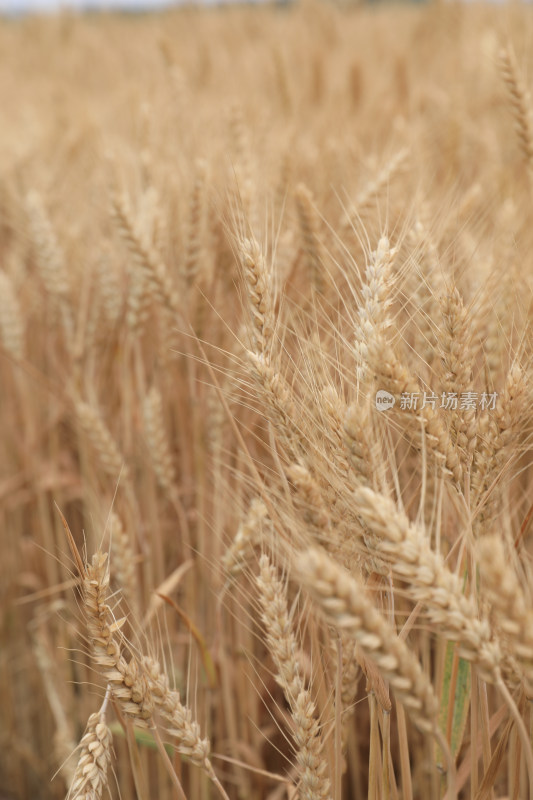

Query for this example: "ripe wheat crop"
[2,2,533,798]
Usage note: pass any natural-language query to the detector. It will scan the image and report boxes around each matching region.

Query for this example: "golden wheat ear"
[294,546,439,735]
[294,547,459,798]
[59,508,230,796]
[0,269,25,361]
[499,46,533,178]
[256,554,332,800]
[67,707,112,800]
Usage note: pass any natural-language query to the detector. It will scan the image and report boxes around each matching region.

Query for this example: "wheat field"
[2,2,533,798]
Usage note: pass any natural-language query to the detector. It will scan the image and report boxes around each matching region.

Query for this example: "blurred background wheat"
[2,3,533,799]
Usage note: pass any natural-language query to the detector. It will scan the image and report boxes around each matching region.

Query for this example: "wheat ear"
[0,269,25,361]
[295,547,438,734]
[477,535,533,692]
[354,235,397,381]
[223,497,269,577]
[75,399,129,482]
[369,338,463,486]
[141,656,212,771]
[86,552,222,787]
[471,362,526,521]
[246,349,302,456]
[111,191,180,316]
[126,251,151,334]
[143,385,177,501]
[109,511,139,618]
[84,552,154,726]
[286,461,330,531]
[256,555,332,800]
[344,148,408,225]
[240,235,275,362]
[67,702,112,800]
[318,385,353,480]
[295,182,326,295]
[96,252,123,331]
[26,190,74,344]
[184,159,208,288]
[335,635,361,756]
[354,485,501,682]
[407,218,444,370]
[499,46,533,176]
[343,401,382,489]
[437,287,476,467]
[26,190,71,301]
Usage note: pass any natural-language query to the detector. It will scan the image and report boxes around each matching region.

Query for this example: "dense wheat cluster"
[2,2,533,798]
